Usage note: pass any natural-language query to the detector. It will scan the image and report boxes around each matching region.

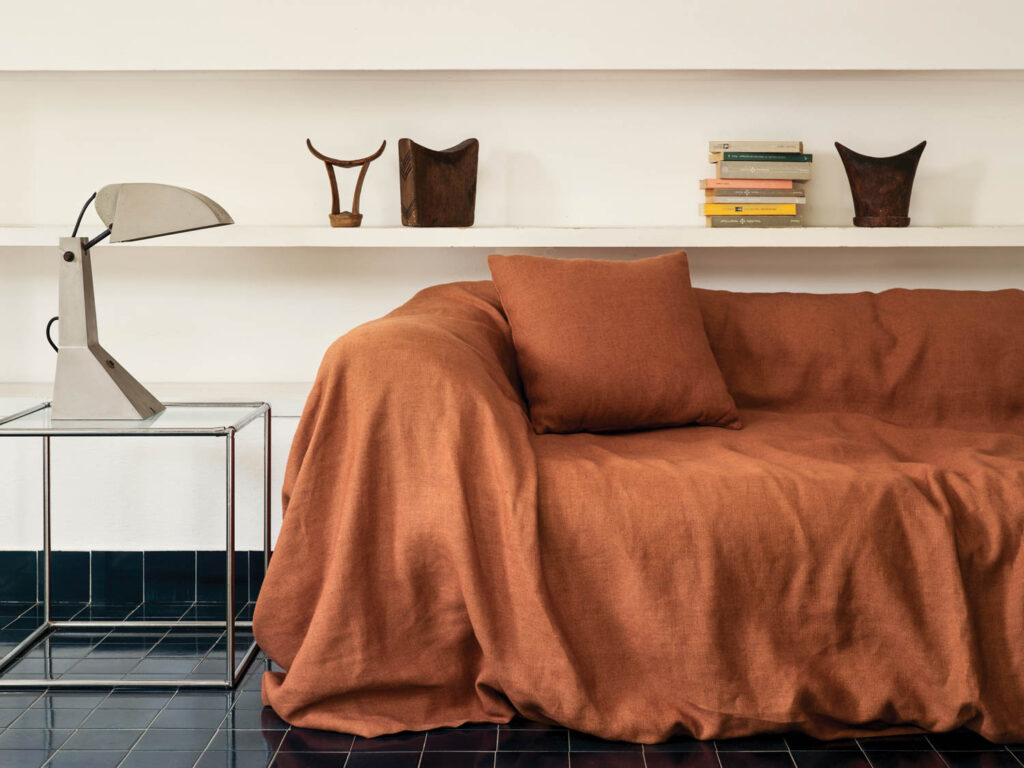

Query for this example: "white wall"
[3,10,1024,552]
[0,0,1022,71]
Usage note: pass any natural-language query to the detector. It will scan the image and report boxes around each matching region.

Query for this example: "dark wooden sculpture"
[307,138,386,227]
[399,138,479,227]
[835,140,926,227]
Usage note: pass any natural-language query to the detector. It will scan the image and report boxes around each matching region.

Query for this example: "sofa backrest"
[695,288,1024,428]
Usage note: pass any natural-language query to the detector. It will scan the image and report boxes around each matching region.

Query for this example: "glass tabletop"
[0,402,268,435]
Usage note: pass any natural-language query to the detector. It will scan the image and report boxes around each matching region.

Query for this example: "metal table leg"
[0,401,270,689]
[225,427,236,686]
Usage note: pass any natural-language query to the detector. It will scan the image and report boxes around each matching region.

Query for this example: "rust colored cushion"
[487,251,740,433]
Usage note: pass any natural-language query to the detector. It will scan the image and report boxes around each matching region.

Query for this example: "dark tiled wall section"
[0,551,266,605]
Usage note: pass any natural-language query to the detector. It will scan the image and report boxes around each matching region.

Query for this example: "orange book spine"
[701,178,794,190]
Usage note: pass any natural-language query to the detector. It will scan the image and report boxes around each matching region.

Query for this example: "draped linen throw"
[255,281,1024,743]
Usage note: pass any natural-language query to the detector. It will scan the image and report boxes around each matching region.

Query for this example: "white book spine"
[709,140,803,153]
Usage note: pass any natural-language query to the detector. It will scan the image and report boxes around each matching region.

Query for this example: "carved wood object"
[307,138,386,227]
[399,138,479,227]
[835,140,926,227]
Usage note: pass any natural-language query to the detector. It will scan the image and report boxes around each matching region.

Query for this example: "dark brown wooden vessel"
[835,140,926,227]
[399,138,479,227]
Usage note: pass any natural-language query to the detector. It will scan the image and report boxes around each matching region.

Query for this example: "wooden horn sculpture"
[306,138,386,227]
[399,138,479,227]
[835,140,926,227]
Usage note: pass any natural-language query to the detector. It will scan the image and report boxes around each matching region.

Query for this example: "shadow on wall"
[689,247,1024,292]
[498,150,556,224]
[917,160,984,226]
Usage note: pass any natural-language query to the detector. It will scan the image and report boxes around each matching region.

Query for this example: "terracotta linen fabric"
[487,251,740,433]
[696,287,1024,428]
[254,280,1024,743]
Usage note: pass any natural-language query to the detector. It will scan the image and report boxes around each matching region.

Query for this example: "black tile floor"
[0,601,256,683]
[3,603,1024,768]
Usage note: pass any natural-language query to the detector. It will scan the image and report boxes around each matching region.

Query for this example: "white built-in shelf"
[3,226,1024,250]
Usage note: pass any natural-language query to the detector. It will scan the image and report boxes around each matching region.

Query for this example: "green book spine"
[707,216,803,228]
[720,152,812,162]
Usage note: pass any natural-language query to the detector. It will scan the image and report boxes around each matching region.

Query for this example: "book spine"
[711,152,813,162]
[706,216,803,228]
[703,203,797,216]
[717,161,812,180]
[700,178,796,190]
[706,195,804,204]
[709,140,803,153]
[705,188,805,198]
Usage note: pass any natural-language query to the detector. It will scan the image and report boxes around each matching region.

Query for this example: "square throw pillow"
[488,251,741,433]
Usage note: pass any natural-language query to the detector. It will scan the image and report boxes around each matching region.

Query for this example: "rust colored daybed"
[254,268,1024,743]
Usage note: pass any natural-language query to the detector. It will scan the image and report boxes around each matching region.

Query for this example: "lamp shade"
[95,183,233,243]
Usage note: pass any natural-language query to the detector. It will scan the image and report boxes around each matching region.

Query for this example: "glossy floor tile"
[3,602,1024,768]
[0,601,255,684]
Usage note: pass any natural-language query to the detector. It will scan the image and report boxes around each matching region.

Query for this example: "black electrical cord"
[85,228,111,250]
[46,316,59,352]
[71,191,97,237]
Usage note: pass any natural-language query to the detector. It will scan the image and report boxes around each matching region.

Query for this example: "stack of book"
[701,140,810,227]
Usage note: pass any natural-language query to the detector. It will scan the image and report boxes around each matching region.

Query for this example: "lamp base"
[52,345,164,420]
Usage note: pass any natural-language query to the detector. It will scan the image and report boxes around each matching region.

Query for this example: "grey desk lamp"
[51,183,233,420]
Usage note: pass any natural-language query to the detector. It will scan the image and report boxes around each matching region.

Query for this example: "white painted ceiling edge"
[2,0,1023,72]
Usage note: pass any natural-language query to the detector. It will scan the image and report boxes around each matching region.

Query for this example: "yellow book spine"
[701,203,797,216]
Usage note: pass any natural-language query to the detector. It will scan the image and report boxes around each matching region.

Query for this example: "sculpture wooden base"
[853,215,911,228]
[835,141,926,228]
[330,212,363,227]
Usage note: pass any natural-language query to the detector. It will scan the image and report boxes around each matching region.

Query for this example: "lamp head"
[94,183,233,244]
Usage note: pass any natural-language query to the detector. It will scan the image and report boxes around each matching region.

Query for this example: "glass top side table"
[0,401,271,689]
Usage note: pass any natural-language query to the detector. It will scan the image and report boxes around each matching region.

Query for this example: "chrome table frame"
[0,401,271,689]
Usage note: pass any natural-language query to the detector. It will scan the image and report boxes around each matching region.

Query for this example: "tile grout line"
[169,602,234,768]
[37,686,115,767]
[924,735,952,768]
[713,738,724,768]
[1006,746,1024,767]
[62,602,137,679]
[783,736,799,767]
[640,742,649,768]
[855,739,877,768]
[192,654,266,767]
[62,601,161,682]
[118,683,188,767]
[129,603,187,679]
[416,727,427,768]
[265,723,292,768]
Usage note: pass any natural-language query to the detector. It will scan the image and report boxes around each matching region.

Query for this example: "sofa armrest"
[283,281,528,512]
